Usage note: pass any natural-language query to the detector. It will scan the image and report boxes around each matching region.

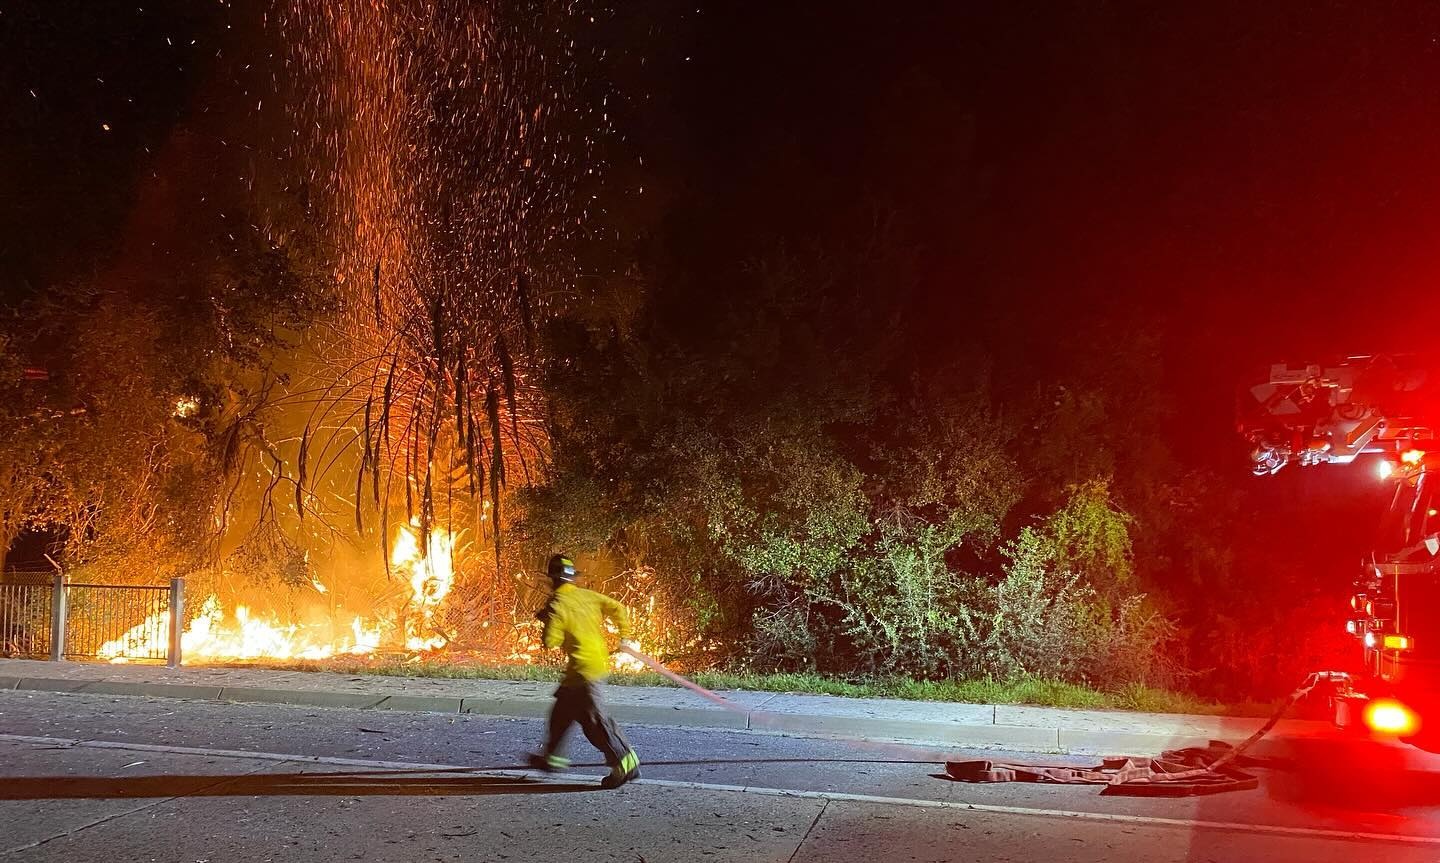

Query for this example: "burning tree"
[151,0,626,662]
[2,0,621,664]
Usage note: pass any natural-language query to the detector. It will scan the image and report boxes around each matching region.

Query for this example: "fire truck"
[1240,355,1440,748]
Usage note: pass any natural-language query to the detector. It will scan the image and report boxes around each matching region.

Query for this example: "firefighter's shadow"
[0,770,598,800]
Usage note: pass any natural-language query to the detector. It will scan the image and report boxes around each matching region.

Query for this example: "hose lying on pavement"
[618,645,1346,798]
[946,671,1349,797]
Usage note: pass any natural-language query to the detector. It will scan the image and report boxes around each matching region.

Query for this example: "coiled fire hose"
[617,645,1346,797]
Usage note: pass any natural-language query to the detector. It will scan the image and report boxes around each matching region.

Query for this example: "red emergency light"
[1364,699,1420,736]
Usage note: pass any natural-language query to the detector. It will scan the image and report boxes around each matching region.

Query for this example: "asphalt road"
[3,689,1440,861]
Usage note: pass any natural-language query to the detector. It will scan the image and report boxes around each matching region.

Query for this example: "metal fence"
[0,572,185,666]
[64,582,172,662]
[0,571,52,659]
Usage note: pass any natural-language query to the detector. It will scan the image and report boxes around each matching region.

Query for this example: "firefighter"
[527,554,642,789]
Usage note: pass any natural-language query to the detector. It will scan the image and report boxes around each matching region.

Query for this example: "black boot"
[527,752,570,772]
[600,750,640,789]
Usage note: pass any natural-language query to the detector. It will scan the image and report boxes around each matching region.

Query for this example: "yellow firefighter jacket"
[542,582,632,684]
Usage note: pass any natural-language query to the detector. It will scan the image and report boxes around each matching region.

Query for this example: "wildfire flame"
[98,524,451,663]
[392,523,455,652]
[612,648,646,673]
[97,596,382,663]
[186,597,382,660]
[604,618,646,673]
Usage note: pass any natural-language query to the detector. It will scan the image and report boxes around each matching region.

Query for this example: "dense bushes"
[521,235,1194,693]
[746,484,1179,689]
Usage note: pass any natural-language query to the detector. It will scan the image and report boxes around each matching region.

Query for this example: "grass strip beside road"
[211,658,1272,717]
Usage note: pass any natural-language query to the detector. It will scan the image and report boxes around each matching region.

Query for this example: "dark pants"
[544,681,632,767]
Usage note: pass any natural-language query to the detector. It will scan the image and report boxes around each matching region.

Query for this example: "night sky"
[1,2,218,289]
[12,3,1440,346]
[661,2,1440,445]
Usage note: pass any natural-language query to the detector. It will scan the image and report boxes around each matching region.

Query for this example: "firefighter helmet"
[547,554,577,585]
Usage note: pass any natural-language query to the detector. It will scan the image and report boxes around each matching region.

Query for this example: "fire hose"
[617,643,961,763]
[617,645,1347,798]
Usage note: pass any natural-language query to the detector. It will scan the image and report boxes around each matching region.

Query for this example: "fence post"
[48,571,66,662]
[167,577,185,668]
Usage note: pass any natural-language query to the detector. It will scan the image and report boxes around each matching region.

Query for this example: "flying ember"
[79,0,612,666]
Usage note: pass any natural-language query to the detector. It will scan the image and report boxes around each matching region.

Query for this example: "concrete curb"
[0,672,1308,756]
[217,687,387,710]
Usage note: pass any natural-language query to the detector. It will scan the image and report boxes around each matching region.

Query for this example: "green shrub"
[820,523,968,677]
[739,480,1180,690]
[967,525,1179,688]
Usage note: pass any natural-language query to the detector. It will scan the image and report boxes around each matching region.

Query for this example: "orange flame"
[98,595,382,663]
[392,523,455,651]
[98,524,453,663]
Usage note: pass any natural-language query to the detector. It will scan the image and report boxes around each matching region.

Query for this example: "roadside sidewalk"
[0,657,1333,756]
